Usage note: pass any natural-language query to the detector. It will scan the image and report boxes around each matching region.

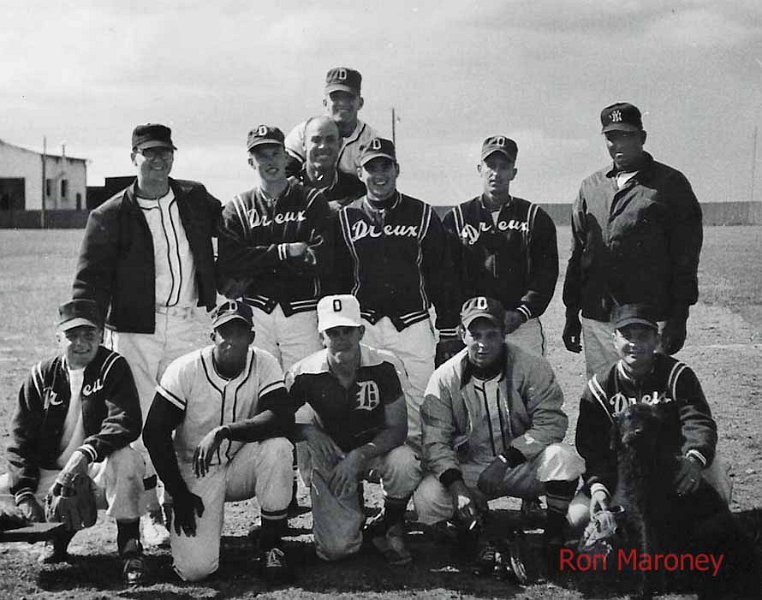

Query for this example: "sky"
[2,0,761,206]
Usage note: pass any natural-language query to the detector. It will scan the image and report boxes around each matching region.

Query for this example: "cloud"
[646,7,760,48]
[2,0,760,206]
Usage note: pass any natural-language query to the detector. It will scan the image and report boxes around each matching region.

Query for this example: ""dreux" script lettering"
[247,210,306,228]
[350,220,419,242]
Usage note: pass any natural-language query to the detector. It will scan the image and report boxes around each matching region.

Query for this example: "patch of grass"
[697,225,762,333]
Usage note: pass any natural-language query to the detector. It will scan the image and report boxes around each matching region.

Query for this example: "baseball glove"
[578,506,625,557]
[44,471,97,531]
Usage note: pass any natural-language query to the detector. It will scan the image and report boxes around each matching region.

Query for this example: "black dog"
[610,403,757,599]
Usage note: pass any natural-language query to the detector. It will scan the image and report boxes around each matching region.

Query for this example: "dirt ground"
[0,227,759,599]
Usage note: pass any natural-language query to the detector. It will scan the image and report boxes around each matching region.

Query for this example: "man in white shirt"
[73,123,221,545]
[285,67,378,177]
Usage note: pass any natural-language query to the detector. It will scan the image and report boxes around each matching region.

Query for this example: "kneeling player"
[414,297,585,572]
[142,301,294,582]
[570,303,732,530]
[1,299,145,583]
[286,295,421,565]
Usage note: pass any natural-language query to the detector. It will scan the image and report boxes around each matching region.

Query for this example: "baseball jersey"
[444,196,558,320]
[216,179,334,315]
[137,190,198,308]
[575,353,717,495]
[156,346,287,464]
[287,345,403,453]
[285,118,378,176]
[332,193,459,334]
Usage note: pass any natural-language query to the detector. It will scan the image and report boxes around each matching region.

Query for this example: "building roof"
[0,138,88,163]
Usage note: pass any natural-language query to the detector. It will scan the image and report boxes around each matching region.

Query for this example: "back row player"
[284,66,559,359]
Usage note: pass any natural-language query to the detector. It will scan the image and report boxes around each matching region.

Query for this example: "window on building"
[61,179,68,199]
[46,179,52,197]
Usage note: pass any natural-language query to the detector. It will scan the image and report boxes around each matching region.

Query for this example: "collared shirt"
[615,170,638,188]
[286,345,403,453]
[156,346,286,465]
[137,190,198,308]
[285,119,378,176]
[464,373,512,463]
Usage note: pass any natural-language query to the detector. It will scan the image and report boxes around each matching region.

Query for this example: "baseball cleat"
[261,545,292,583]
[370,522,412,566]
[121,539,147,586]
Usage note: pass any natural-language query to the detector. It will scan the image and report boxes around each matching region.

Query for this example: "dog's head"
[611,403,664,456]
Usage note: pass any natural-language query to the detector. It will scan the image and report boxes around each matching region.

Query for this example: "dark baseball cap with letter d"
[460,296,505,329]
[211,300,254,329]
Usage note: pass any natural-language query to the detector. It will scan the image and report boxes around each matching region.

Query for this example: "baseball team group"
[0,66,734,588]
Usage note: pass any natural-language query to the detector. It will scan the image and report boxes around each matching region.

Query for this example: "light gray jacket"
[420,343,568,477]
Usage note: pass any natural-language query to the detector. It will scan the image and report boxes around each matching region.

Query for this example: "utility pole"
[751,126,758,203]
[41,136,47,229]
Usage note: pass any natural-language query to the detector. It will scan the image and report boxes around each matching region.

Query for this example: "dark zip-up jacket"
[563,153,702,322]
[444,195,558,321]
[575,354,716,497]
[332,193,459,335]
[72,179,221,333]
[7,347,142,503]
[216,179,333,315]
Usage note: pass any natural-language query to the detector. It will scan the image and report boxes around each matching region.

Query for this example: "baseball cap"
[600,102,643,133]
[57,299,103,332]
[132,123,176,151]
[481,136,518,162]
[211,300,254,329]
[325,67,362,96]
[246,125,285,152]
[317,294,362,332]
[613,304,658,331]
[460,296,505,329]
[359,137,396,166]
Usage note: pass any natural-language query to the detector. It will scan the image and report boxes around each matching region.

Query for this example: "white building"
[0,139,88,211]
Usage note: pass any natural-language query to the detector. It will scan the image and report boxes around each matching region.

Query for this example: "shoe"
[38,530,74,564]
[472,539,499,576]
[362,510,386,540]
[121,539,147,586]
[500,534,530,585]
[262,545,291,584]
[141,511,170,547]
[520,498,546,528]
[371,522,412,566]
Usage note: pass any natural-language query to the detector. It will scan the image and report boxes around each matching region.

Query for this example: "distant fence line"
[0,202,761,229]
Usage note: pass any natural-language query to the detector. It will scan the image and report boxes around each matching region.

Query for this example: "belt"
[155,304,197,317]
